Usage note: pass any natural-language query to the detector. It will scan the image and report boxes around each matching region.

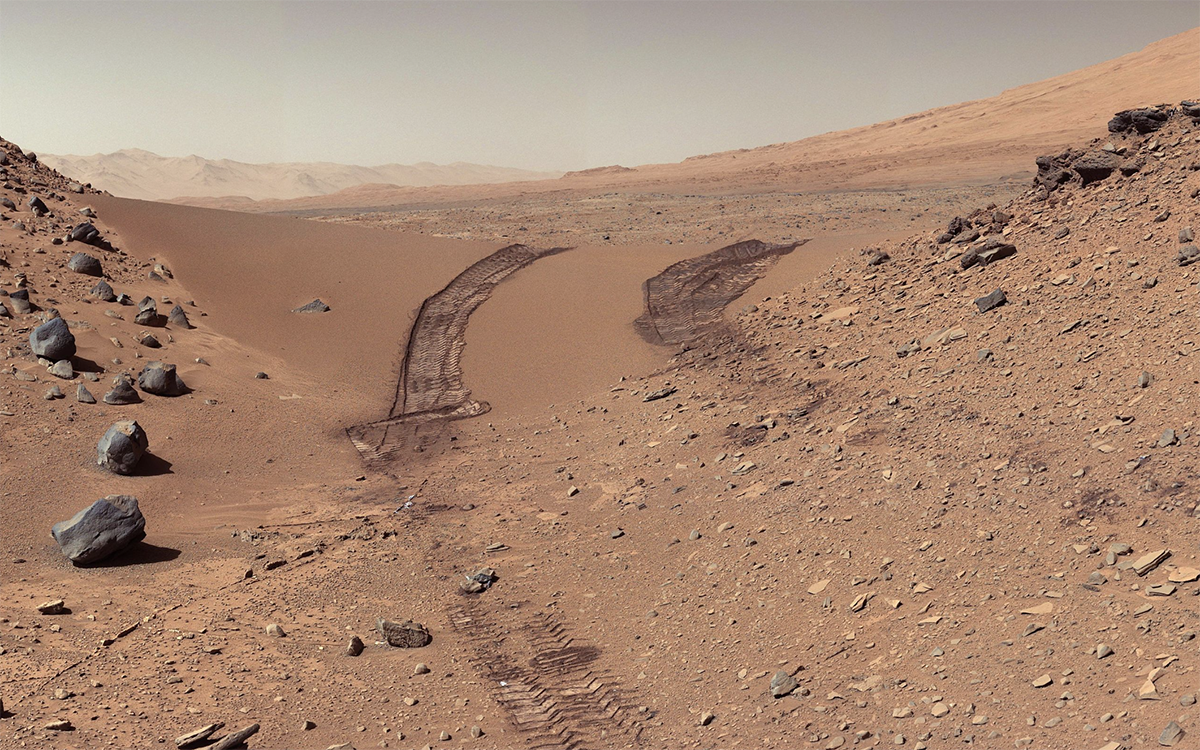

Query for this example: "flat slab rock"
[293,298,331,313]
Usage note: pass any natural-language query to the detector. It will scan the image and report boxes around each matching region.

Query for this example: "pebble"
[414,662,430,675]
[266,623,286,637]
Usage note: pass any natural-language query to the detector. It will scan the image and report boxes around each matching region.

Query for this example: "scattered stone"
[1132,549,1171,576]
[1181,227,1195,243]
[1032,674,1053,688]
[68,221,107,247]
[97,420,149,475]
[975,288,1007,313]
[76,383,96,404]
[51,495,146,565]
[89,279,117,302]
[104,375,141,405]
[770,670,798,698]
[43,384,64,400]
[1159,721,1185,747]
[293,299,331,314]
[302,720,316,731]
[414,662,431,675]
[66,252,102,276]
[960,239,1016,269]
[211,724,260,750]
[37,599,66,615]
[43,720,73,731]
[138,361,187,396]
[137,332,162,348]
[1177,244,1200,266]
[9,289,31,314]
[1138,371,1152,388]
[643,386,677,402]
[460,567,497,594]
[48,359,73,379]
[254,372,268,379]
[27,195,48,216]
[176,722,225,748]
[1157,429,1177,448]
[266,623,286,637]
[346,635,365,656]
[134,306,161,326]
[168,304,191,328]
[29,317,76,361]
[700,712,715,726]
[377,618,431,648]
[1097,644,1114,659]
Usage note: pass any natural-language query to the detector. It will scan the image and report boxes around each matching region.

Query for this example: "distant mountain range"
[38,148,561,201]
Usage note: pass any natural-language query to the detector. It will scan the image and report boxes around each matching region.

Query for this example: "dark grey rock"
[76,383,96,404]
[51,495,146,565]
[134,308,161,327]
[27,195,48,217]
[961,239,1016,270]
[89,279,117,302]
[293,299,331,314]
[1108,107,1169,135]
[97,420,149,475]
[1177,245,1200,267]
[30,317,76,361]
[103,375,141,405]
[770,670,798,698]
[167,305,191,328]
[1072,150,1121,186]
[138,361,186,396]
[10,289,31,314]
[66,252,101,276]
[975,289,1007,313]
[136,332,162,349]
[68,222,108,248]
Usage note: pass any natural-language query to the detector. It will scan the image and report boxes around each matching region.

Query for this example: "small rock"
[176,722,225,748]
[138,361,187,396]
[974,288,1007,313]
[96,420,149,475]
[1159,720,1185,746]
[266,623,286,637]
[168,305,191,328]
[770,670,798,698]
[76,383,96,404]
[30,317,76,361]
[104,375,141,405]
[414,662,431,675]
[52,495,146,565]
[211,724,260,750]
[377,618,431,648]
[43,384,64,400]
[66,252,102,276]
[48,359,73,379]
[346,635,365,656]
[293,299,331,314]
[699,712,715,726]
[37,599,67,615]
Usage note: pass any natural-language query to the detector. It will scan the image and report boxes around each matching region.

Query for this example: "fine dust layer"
[635,239,805,345]
[350,243,567,459]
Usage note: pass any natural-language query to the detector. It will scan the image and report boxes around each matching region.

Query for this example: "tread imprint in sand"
[348,243,567,460]
[634,239,803,345]
[449,600,644,750]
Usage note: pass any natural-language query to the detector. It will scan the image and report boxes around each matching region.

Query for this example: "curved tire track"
[349,243,568,460]
[635,239,804,345]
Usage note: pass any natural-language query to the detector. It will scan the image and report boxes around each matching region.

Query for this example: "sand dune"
[43,148,560,201]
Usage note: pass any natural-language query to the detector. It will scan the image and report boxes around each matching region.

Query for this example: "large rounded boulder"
[51,495,146,565]
[29,317,76,361]
[97,420,149,475]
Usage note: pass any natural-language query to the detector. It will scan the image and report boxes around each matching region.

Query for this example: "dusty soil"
[2,55,1199,750]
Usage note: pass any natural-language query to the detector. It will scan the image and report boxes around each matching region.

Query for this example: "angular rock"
[66,252,102,276]
[9,289,31,314]
[49,359,74,379]
[89,279,117,302]
[27,195,48,217]
[1160,721,1185,747]
[68,221,108,248]
[1177,245,1200,266]
[211,724,260,750]
[37,599,67,614]
[51,495,146,565]
[1132,549,1171,576]
[76,383,96,404]
[293,299,331,314]
[975,288,1007,313]
[138,361,186,396]
[134,307,161,326]
[1108,107,1169,135]
[176,723,224,748]
[137,332,162,348]
[44,384,64,400]
[96,420,149,475]
[770,670,798,698]
[29,317,76,361]
[103,375,141,405]
[168,305,191,328]
[1072,150,1121,185]
[377,618,431,648]
[961,239,1016,270]
[346,635,365,656]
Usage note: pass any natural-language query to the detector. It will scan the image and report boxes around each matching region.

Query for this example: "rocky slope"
[1,101,1199,750]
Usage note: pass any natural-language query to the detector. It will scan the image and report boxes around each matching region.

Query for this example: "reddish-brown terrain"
[1,28,1199,750]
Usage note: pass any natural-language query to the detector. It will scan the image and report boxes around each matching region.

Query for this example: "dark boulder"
[68,222,112,250]
[89,279,117,302]
[1108,107,1170,134]
[67,252,102,276]
[27,196,48,217]
[9,288,31,314]
[29,317,76,361]
[961,239,1017,270]
[1177,244,1200,267]
[1072,150,1121,186]
[97,420,149,475]
[138,361,187,396]
[51,495,146,565]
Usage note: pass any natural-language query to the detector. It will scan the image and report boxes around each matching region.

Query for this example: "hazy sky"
[1,1,1196,171]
